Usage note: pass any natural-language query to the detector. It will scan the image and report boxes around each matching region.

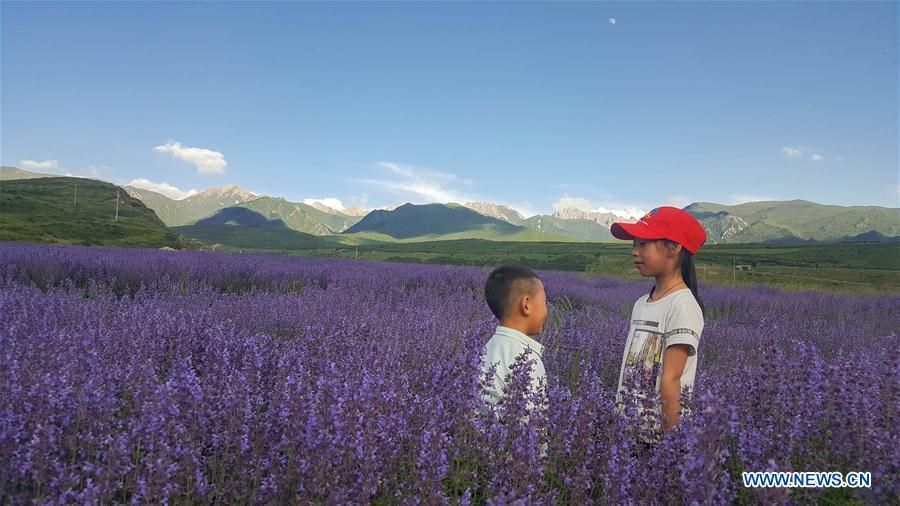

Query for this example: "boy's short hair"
[484,265,541,320]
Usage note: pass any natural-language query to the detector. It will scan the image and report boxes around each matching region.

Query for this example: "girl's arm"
[660,343,691,430]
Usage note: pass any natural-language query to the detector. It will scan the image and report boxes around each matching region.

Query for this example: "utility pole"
[74,184,77,206]
[115,188,120,222]
[355,244,359,261]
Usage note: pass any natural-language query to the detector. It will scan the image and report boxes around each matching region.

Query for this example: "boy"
[480,265,549,411]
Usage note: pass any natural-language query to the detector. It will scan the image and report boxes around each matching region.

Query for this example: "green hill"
[123,186,199,226]
[686,200,900,244]
[194,207,289,227]
[0,177,183,248]
[172,224,338,250]
[123,184,260,226]
[517,215,615,241]
[178,185,260,222]
[220,197,361,235]
[173,202,577,251]
[174,204,363,251]
[0,166,56,180]
[6,164,895,247]
[342,202,579,242]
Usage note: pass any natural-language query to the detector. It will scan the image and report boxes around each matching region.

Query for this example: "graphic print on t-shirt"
[621,321,664,393]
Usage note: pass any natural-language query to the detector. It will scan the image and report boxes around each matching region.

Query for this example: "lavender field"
[1,243,897,504]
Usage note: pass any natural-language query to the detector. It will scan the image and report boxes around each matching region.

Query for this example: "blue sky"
[2,1,897,216]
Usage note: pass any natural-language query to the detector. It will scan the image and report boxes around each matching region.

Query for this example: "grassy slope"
[171,228,900,293]
[342,203,579,242]
[517,215,615,241]
[688,200,900,242]
[171,224,343,249]
[0,177,183,248]
[123,186,199,226]
[234,197,361,234]
[0,166,55,180]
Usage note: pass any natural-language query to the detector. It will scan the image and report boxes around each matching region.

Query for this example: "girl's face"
[631,238,677,276]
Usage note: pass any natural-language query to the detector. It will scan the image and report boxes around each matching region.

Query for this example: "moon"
[609,17,616,25]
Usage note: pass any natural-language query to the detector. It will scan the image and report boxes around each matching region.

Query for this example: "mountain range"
[2,165,897,248]
[342,203,577,242]
[195,196,360,235]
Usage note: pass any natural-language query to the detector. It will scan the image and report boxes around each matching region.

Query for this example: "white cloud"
[783,145,826,161]
[552,193,645,218]
[154,140,227,174]
[508,201,539,219]
[21,159,60,170]
[593,205,646,219]
[352,161,474,204]
[553,194,594,212]
[127,178,198,200]
[304,197,344,210]
[342,194,374,210]
[665,195,693,208]
[86,165,110,178]
[782,146,804,158]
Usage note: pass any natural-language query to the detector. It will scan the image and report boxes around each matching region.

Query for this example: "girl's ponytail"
[680,250,705,317]
[662,238,706,316]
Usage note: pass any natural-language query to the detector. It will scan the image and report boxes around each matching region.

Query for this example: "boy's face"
[527,279,549,335]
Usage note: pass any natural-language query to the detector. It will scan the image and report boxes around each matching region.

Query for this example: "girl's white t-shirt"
[614,287,704,426]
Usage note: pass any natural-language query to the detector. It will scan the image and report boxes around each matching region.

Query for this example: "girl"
[609,206,707,439]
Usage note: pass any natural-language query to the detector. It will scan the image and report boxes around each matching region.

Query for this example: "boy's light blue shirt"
[480,325,547,409]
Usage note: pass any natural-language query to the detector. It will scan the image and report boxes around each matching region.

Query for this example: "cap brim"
[610,222,666,241]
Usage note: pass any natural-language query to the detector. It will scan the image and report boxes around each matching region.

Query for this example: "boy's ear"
[519,294,532,316]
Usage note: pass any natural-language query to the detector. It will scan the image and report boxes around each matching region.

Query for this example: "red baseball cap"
[610,206,707,254]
